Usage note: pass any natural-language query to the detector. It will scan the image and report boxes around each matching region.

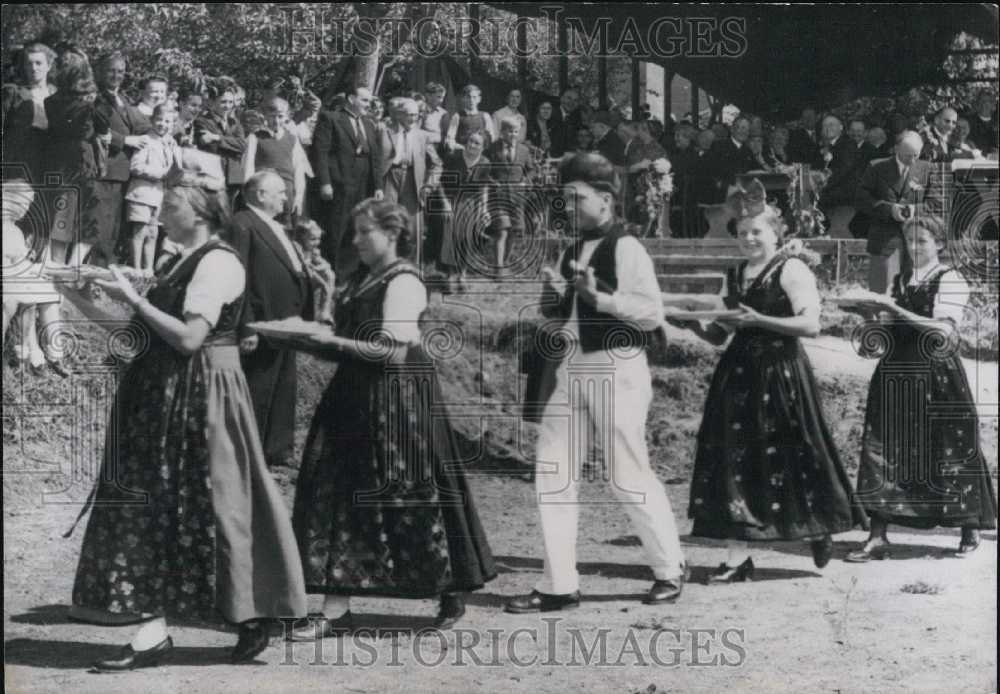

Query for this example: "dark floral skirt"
[292,346,497,597]
[690,335,867,541]
[72,345,306,623]
[856,349,998,529]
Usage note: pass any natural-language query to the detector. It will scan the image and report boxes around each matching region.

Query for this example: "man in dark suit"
[846,118,878,239]
[377,97,442,267]
[856,131,944,292]
[225,171,311,468]
[548,89,583,158]
[486,116,538,273]
[194,85,246,202]
[706,115,756,202]
[920,106,975,164]
[788,106,821,166]
[82,52,150,267]
[817,115,859,238]
[313,85,381,277]
[588,111,627,166]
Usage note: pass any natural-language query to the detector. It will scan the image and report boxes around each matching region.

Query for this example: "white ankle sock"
[726,541,751,566]
[130,617,168,651]
[322,595,350,618]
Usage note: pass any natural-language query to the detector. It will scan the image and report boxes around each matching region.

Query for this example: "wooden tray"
[663,308,743,320]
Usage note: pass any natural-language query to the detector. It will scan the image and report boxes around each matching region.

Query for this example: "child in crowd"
[291,218,335,323]
[487,117,537,273]
[136,75,168,118]
[445,84,496,151]
[125,104,179,273]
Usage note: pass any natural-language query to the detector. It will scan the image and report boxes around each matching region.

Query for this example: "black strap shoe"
[90,636,173,673]
[432,593,466,630]
[811,534,834,569]
[232,621,271,664]
[504,590,581,614]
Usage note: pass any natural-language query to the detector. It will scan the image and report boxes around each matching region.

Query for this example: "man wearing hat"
[505,152,687,614]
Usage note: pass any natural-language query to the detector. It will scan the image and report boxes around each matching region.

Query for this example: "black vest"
[558,225,656,353]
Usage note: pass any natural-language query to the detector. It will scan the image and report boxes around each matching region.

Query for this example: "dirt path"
[4,324,997,694]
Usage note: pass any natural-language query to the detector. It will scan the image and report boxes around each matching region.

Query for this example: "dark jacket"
[223,208,311,338]
[312,108,380,192]
[194,111,246,186]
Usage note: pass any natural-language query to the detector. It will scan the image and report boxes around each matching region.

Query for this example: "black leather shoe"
[90,636,173,673]
[811,534,834,569]
[644,577,683,604]
[432,593,466,630]
[504,590,581,614]
[709,557,755,583]
[232,622,271,664]
[286,611,353,641]
[844,540,892,563]
[958,528,981,555]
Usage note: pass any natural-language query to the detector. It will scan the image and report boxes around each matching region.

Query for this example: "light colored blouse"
[381,272,427,344]
[164,247,246,328]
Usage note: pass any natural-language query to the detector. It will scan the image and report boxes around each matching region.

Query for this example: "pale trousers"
[533,348,685,595]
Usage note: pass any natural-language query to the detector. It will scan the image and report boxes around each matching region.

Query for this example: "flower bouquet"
[643,158,674,237]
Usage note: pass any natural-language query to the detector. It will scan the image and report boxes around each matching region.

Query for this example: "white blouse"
[165,248,246,328]
[381,273,427,344]
[908,265,969,325]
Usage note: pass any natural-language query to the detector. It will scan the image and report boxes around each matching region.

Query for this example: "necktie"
[506,144,514,163]
[353,116,366,144]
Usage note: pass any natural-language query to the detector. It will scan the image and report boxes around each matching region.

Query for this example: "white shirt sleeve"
[242,133,258,184]
[183,250,247,327]
[381,272,427,344]
[594,235,663,330]
[932,270,969,324]
[778,257,821,317]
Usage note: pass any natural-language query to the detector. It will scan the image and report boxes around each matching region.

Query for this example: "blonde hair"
[736,203,788,241]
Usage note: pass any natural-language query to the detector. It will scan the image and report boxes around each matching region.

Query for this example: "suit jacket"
[787,127,820,166]
[312,108,380,192]
[707,139,756,201]
[224,209,310,338]
[194,111,246,186]
[549,107,583,158]
[377,125,443,205]
[818,137,859,207]
[485,140,536,184]
[855,157,944,252]
[595,131,627,167]
[94,90,150,182]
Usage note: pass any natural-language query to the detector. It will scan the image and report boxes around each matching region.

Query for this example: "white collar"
[731,137,742,149]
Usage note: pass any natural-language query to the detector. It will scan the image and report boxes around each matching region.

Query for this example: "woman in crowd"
[44,47,109,266]
[671,199,864,581]
[290,199,496,639]
[69,181,306,671]
[2,43,62,371]
[173,87,204,148]
[527,100,556,155]
[439,130,493,293]
[846,216,997,561]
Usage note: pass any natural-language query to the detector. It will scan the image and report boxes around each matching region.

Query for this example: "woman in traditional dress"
[69,181,306,671]
[289,199,496,639]
[670,202,865,581]
[846,216,997,560]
